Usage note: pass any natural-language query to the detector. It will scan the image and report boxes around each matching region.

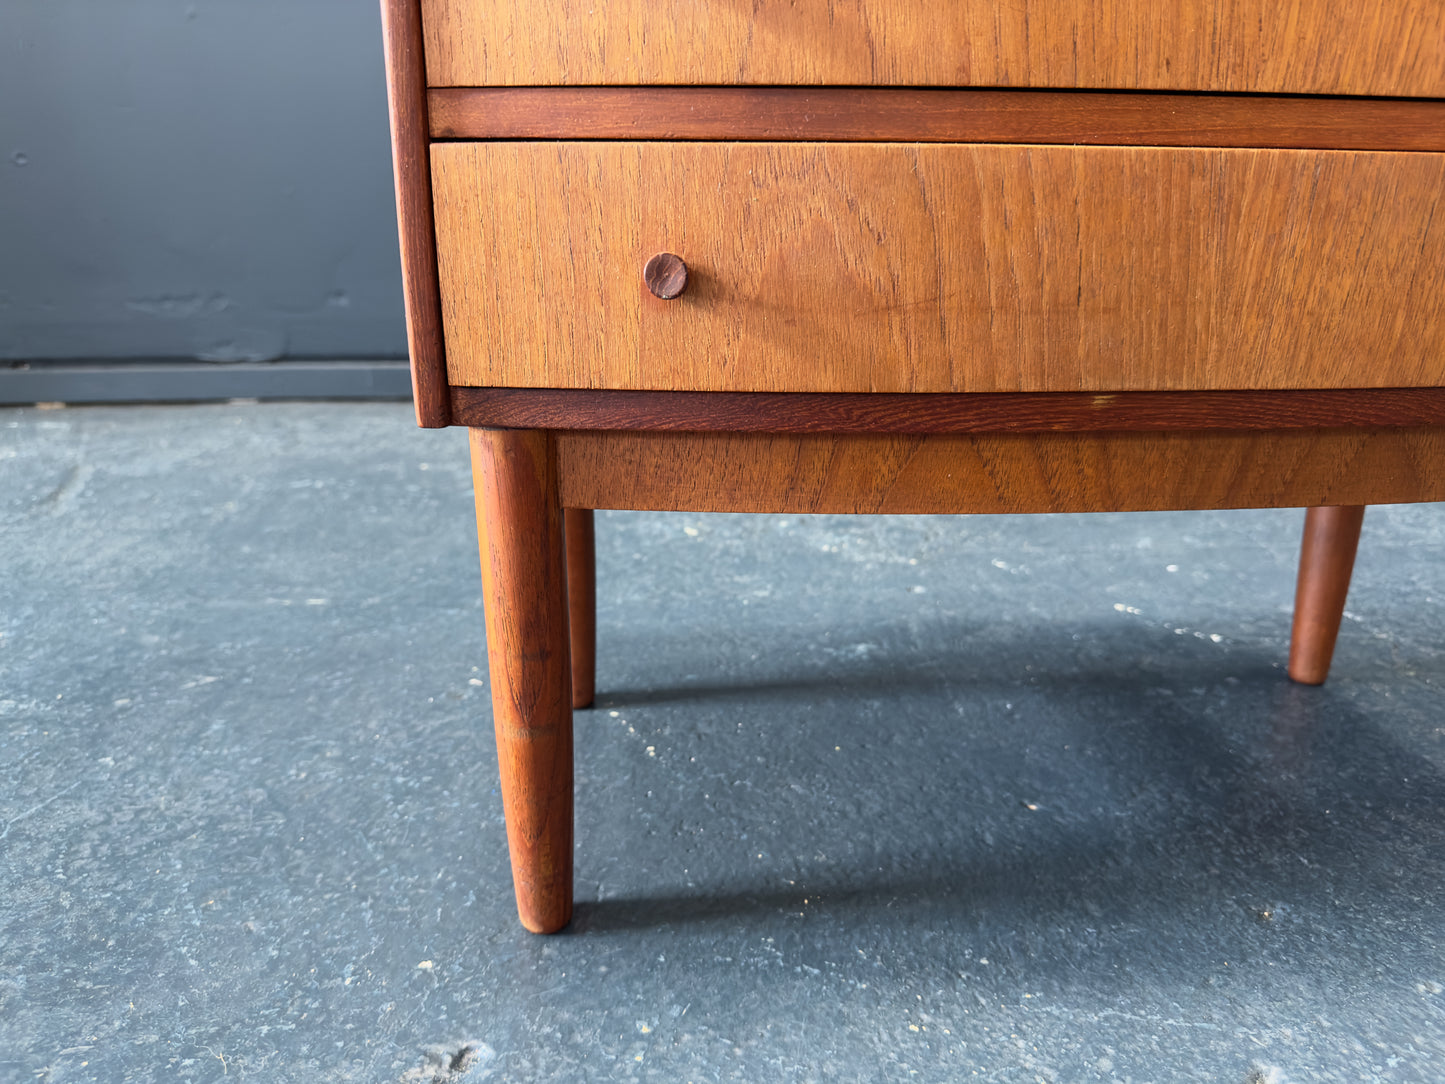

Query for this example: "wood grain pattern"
[470,428,572,933]
[564,508,596,710]
[429,88,1445,153]
[555,429,1445,514]
[432,142,1445,395]
[450,387,1445,435]
[1288,505,1367,685]
[379,0,449,427]
[419,0,1445,97]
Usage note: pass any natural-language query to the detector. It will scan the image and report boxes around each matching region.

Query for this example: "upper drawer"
[420,0,1445,96]
[432,141,1445,395]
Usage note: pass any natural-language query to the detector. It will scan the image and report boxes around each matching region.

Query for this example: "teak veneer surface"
[554,429,1445,515]
[432,142,1445,395]
[419,0,1445,97]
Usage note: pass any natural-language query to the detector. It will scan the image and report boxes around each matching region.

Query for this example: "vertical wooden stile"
[380,0,451,427]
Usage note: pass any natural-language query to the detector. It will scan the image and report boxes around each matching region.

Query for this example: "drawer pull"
[643,253,688,299]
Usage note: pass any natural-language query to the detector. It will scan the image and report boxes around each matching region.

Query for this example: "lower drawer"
[431,141,1445,394]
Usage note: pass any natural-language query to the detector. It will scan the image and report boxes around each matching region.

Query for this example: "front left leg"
[470,427,574,933]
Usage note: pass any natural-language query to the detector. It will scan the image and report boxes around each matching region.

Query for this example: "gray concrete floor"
[2,402,1443,1083]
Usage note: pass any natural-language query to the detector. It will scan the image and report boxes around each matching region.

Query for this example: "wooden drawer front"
[420,0,1445,97]
[431,142,1445,395]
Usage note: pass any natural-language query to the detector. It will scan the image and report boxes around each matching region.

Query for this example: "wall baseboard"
[0,361,412,405]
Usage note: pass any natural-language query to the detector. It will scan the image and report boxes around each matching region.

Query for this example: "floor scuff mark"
[400,1041,495,1082]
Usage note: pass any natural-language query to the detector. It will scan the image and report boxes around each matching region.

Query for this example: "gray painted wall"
[1,0,407,362]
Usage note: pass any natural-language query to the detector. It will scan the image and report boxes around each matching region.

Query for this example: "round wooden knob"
[643,253,688,299]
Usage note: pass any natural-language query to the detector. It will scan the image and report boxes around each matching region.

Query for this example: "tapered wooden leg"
[1288,505,1366,686]
[470,428,573,933]
[564,508,596,709]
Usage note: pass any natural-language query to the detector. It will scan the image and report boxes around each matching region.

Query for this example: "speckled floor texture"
[2,402,1443,1083]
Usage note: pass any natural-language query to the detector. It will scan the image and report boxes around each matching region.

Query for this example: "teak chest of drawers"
[381,0,1445,932]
